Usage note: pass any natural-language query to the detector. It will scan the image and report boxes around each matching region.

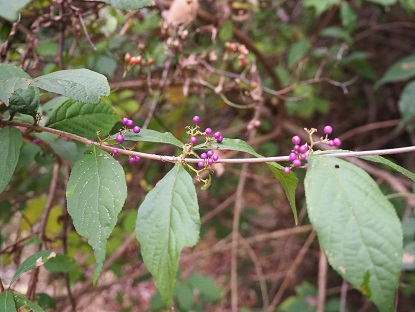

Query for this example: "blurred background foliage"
[1,0,415,311]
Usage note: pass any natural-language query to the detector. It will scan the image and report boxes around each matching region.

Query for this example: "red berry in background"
[129,57,136,66]
[240,59,248,67]
[292,136,301,145]
[134,55,143,65]
[323,125,333,134]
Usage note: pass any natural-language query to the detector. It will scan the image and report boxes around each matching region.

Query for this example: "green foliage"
[0,64,31,105]
[0,126,22,193]
[136,164,200,306]
[13,293,44,312]
[0,0,31,20]
[66,146,127,283]
[375,54,415,88]
[45,99,119,137]
[0,291,16,312]
[9,250,56,285]
[398,80,415,122]
[305,156,403,312]
[360,155,415,182]
[123,129,184,148]
[8,86,40,120]
[303,0,341,16]
[85,0,153,10]
[44,254,77,273]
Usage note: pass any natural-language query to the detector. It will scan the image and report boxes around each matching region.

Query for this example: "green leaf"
[366,0,397,6]
[197,138,298,223]
[375,54,415,88]
[9,86,40,119]
[320,27,351,43]
[44,254,77,272]
[84,0,153,10]
[0,64,31,105]
[360,155,415,182]
[66,147,127,283]
[0,0,31,21]
[287,38,310,69]
[32,69,110,104]
[123,129,184,148]
[0,126,23,193]
[9,250,56,285]
[45,99,119,137]
[13,293,44,312]
[135,164,200,306]
[188,273,222,303]
[303,0,341,15]
[0,291,16,312]
[219,20,234,42]
[174,282,194,310]
[305,156,403,312]
[397,80,415,122]
[340,2,357,32]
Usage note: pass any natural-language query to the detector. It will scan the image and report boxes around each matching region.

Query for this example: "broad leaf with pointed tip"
[0,64,31,105]
[9,86,40,119]
[66,147,127,283]
[0,126,22,193]
[45,99,119,137]
[0,291,16,312]
[32,69,110,104]
[305,156,403,312]
[123,129,183,148]
[135,164,200,306]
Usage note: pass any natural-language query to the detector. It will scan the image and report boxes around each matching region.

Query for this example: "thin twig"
[339,279,348,312]
[317,250,328,312]
[267,231,316,310]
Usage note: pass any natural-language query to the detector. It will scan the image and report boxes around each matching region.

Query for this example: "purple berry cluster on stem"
[188,116,224,145]
[197,150,219,169]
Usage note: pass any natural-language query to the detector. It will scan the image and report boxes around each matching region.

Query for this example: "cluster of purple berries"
[189,116,224,144]
[283,125,341,174]
[197,150,220,169]
[115,118,141,144]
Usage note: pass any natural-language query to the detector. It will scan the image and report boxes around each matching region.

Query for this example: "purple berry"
[293,145,300,152]
[333,138,341,147]
[205,128,212,135]
[190,136,197,144]
[305,163,309,169]
[122,117,128,125]
[283,167,291,174]
[200,152,207,159]
[135,156,141,162]
[207,158,214,165]
[207,150,214,157]
[113,148,119,155]
[193,116,200,123]
[129,157,135,163]
[323,125,333,134]
[292,159,302,167]
[217,136,223,143]
[328,140,334,147]
[116,134,124,143]
[212,155,219,161]
[197,161,205,168]
[299,145,308,154]
[133,126,141,133]
[300,153,307,159]
[289,152,297,161]
[32,138,40,144]
[126,119,134,127]
[292,135,301,145]
[214,131,222,139]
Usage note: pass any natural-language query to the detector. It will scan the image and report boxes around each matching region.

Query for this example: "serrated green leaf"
[197,138,298,223]
[305,156,403,312]
[45,99,119,137]
[375,54,415,88]
[44,254,77,272]
[83,0,153,10]
[360,155,415,182]
[135,164,200,306]
[123,129,184,148]
[397,80,415,122]
[13,293,44,312]
[66,147,127,283]
[9,86,40,119]
[32,69,110,103]
[10,250,55,285]
[0,0,31,20]
[0,126,22,193]
[0,291,16,312]
[303,0,341,15]
[0,64,31,105]
[287,38,310,69]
